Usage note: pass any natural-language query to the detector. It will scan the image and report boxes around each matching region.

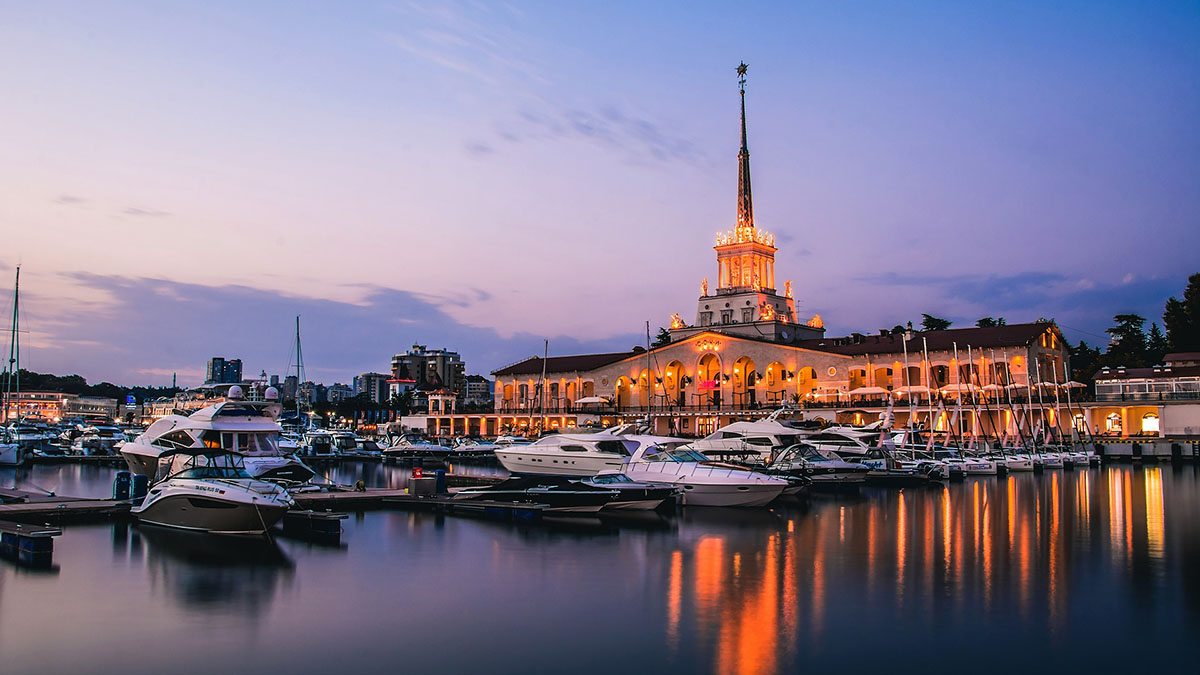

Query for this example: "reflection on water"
[1,463,1198,674]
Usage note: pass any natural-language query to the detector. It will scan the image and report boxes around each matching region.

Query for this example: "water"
[2,461,1199,674]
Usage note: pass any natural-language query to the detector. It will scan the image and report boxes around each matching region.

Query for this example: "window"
[745,437,773,446]
[1141,413,1159,434]
[1105,413,1122,433]
[561,445,587,452]
[152,430,193,450]
[721,431,742,439]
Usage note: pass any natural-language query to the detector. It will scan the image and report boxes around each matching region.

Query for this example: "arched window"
[1141,413,1159,434]
[1105,412,1122,433]
[1072,414,1086,433]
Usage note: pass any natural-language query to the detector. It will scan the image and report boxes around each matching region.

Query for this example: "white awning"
[573,396,607,404]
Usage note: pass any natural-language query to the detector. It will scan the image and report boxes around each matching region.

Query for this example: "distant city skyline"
[1,1,1197,387]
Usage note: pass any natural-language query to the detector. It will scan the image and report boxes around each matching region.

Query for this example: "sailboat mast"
[4,267,18,425]
[902,333,915,438]
[295,315,303,429]
[922,337,935,446]
[540,339,548,433]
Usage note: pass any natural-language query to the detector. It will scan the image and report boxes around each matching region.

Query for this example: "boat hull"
[132,493,289,535]
[495,450,625,477]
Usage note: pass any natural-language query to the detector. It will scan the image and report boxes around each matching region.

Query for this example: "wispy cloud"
[23,273,636,387]
[122,207,172,217]
[53,194,87,205]
[496,104,706,166]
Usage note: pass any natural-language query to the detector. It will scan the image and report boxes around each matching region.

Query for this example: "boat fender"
[354,480,366,493]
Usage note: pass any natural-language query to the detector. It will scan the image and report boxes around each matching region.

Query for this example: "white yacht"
[121,387,315,484]
[687,417,807,461]
[0,427,21,466]
[71,424,127,455]
[494,433,640,477]
[768,443,869,486]
[800,427,880,458]
[131,447,294,535]
[621,440,789,507]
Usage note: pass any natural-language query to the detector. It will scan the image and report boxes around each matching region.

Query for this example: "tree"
[1147,322,1168,364]
[1163,272,1200,352]
[651,327,671,348]
[921,314,952,331]
[1069,340,1102,383]
[1100,313,1148,368]
[975,317,1006,327]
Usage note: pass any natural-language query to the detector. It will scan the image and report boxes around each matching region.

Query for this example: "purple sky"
[1,1,1197,387]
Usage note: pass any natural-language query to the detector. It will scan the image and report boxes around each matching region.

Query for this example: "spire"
[736,62,754,230]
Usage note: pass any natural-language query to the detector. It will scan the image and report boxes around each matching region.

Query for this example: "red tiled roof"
[492,351,639,377]
[797,322,1056,356]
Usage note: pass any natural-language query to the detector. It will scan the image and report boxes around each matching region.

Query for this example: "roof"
[796,322,1056,356]
[1166,352,1200,362]
[492,351,638,377]
[1094,364,1200,381]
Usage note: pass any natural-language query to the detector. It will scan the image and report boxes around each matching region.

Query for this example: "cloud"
[53,194,87,205]
[123,207,172,217]
[25,274,639,387]
[857,270,1183,342]
[497,104,706,166]
[463,140,495,157]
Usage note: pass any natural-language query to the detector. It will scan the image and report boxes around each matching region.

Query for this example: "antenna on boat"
[3,266,19,426]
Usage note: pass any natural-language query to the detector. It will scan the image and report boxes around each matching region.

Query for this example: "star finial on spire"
[736,61,748,92]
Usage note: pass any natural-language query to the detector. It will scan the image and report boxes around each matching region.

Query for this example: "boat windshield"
[333,435,357,450]
[777,444,831,462]
[666,449,710,462]
[156,452,251,482]
[588,474,634,484]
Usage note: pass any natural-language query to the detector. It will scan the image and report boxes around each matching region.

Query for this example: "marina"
[2,459,1198,673]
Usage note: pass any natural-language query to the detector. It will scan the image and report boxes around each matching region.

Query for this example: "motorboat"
[494,432,640,477]
[494,435,533,448]
[448,438,499,458]
[578,471,679,510]
[799,427,880,458]
[302,430,336,456]
[71,424,127,455]
[382,433,451,460]
[845,448,934,487]
[451,476,620,513]
[4,423,54,453]
[767,443,868,487]
[0,427,22,466]
[621,439,789,507]
[120,388,315,484]
[131,447,294,535]
[687,417,807,462]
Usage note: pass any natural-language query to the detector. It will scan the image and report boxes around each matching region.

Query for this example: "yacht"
[0,427,21,466]
[579,471,679,510]
[687,417,807,461]
[382,433,452,460]
[767,443,869,487]
[494,432,640,477]
[131,447,294,535]
[4,423,54,453]
[621,438,789,507]
[448,437,499,458]
[799,427,879,458]
[121,387,315,484]
[71,424,127,455]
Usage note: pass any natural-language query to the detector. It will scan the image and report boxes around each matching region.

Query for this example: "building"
[326,382,353,404]
[464,374,493,406]
[204,357,243,384]
[398,66,1196,447]
[391,345,466,397]
[353,372,391,404]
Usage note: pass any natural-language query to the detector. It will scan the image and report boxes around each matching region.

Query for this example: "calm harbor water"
[2,461,1199,674]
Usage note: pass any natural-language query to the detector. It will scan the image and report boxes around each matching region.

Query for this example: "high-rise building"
[354,372,391,404]
[464,375,493,405]
[204,357,243,384]
[391,345,466,396]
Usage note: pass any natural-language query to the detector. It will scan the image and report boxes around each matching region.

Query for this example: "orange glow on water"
[1145,468,1164,561]
[667,550,682,648]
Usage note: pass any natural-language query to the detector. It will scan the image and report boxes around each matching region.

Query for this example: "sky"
[1,1,1197,387]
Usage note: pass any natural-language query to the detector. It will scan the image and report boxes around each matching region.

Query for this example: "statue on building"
[807,314,824,329]
[670,313,686,329]
[752,268,761,291]
[700,277,708,296]
[759,302,775,321]
[784,280,793,298]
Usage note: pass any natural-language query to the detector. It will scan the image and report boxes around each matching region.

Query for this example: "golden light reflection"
[1049,471,1060,630]
[1144,468,1165,561]
[668,550,682,649]
[897,492,907,604]
[1108,469,1124,562]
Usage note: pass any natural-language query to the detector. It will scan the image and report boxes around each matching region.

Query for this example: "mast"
[295,315,304,430]
[540,339,548,434]
[922,337,936,451]
[902,331,915,441]
[3,267,18,425]
[998,348,1025,449]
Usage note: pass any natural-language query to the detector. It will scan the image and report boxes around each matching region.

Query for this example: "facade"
[391,344,466,397]
[326,382,353,404]
[353,372,391,404]
[204,357,243,384]
[2,390,75,422]
[464,374,493,406]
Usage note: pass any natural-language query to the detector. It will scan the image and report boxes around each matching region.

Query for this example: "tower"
[694,63,804,333]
